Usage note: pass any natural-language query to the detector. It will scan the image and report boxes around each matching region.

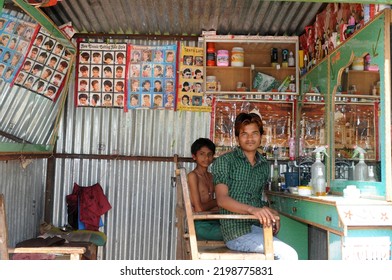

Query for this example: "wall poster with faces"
[128,45,177,110]
[75,42,127,108]
[177,46,210,112]
[0,12,38,84]
[13,26,72,101]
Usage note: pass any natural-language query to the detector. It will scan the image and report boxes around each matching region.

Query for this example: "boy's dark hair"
[48,86,56,93]
[104,53,113,60]
[191,138,215,156]
[79,93,88,99]
[44,40,54,48]
[81,52,90,60]
[234,113,264,137]
[104,80,112,87]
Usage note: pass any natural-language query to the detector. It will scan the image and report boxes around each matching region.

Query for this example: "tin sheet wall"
[0,159,47,247]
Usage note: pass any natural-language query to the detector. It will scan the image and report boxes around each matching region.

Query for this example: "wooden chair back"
[176,167,274,260]
[0,193,86,260]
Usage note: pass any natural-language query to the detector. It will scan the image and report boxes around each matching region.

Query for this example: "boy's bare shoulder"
[187,170,198,180]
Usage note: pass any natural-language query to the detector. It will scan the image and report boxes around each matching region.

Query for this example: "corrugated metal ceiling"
[42,0,327,36]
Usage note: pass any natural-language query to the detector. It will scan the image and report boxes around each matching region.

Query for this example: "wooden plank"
[9,247,85,255]
[1,193,85,260]
[0,194,9,260]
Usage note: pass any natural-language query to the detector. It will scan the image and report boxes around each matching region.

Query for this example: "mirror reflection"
[334,55,380,181]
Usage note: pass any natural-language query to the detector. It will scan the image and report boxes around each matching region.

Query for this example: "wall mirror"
[333,55,380,182]
[328,13,387,198]
[0,0,75,154]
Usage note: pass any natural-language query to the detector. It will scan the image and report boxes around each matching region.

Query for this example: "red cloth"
[67,183,111,231]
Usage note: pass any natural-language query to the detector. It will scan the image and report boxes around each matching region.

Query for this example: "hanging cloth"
[66,183,111,231]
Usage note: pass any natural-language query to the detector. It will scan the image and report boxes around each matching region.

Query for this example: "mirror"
[298,58,328,186]
[328,12,388,198]
[333,55,380,181]
[212,98,295,159]
[0,0,75,154]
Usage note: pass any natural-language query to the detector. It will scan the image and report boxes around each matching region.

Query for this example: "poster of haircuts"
[13,26,72,102]
[177,46,210,112]
[75,42,127,108]
[0,12,38,84]
[127,45,177,110]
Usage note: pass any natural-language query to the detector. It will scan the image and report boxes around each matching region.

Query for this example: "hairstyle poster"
[13,26,72,102]
[75,42,128,108]
[0,12,38,84]
[127,44,177,110]
[177,46,211,112]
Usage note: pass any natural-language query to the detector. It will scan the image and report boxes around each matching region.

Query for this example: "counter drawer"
[268,194,342,232]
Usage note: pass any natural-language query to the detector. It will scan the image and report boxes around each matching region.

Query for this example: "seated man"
[187,138,223,241]
[212,112,298,260]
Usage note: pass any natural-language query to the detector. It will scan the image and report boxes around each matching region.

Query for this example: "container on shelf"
[282,49,289,68]
[231,47,244,67]
[206,75,217,91]
[351,57,364,70]
[207,42,216,66]
[216,50,229,66]
[271,48,278,67]
[284,172,299,188]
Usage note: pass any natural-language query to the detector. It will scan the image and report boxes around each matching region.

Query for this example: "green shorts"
[194,220,223,241]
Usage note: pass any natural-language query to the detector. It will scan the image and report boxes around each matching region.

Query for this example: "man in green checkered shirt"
[212,112,298,260]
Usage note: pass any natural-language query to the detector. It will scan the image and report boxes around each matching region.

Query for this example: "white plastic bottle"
[367,166,376,182]
[288,51,295,67]
[314,167,326,196]
[310,146,328,194]
[353,146,368,181]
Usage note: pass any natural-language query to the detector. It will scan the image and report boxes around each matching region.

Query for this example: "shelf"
[254,66,296,72]
[342,69,380,96]
[206,67,251,91]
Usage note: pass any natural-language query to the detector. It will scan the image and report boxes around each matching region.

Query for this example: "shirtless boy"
[187,138,223,241]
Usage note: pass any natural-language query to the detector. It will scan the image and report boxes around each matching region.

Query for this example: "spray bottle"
[352,146,368,181]
[271,148,280,191]
[311,146,329,196]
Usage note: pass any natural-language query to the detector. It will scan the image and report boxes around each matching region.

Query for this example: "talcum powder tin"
[231,47,244,67]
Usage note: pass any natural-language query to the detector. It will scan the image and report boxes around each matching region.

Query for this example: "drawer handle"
[326,216,332,222]
[292,207,297,213]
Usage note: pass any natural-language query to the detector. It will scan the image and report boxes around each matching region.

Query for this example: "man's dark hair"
[191,138,215,156]
[234,113,264,137]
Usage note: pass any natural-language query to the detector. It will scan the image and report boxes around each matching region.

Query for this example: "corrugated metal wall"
[50,39,207,259]
[0,159,47,247]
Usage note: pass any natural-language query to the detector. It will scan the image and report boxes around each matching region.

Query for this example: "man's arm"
[215,183,278,228]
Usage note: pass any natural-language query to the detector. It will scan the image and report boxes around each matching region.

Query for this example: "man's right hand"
[247,206,280,228]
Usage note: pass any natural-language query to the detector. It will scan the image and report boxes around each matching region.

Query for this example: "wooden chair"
[0,193,86,260]
[176,167,274,260]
